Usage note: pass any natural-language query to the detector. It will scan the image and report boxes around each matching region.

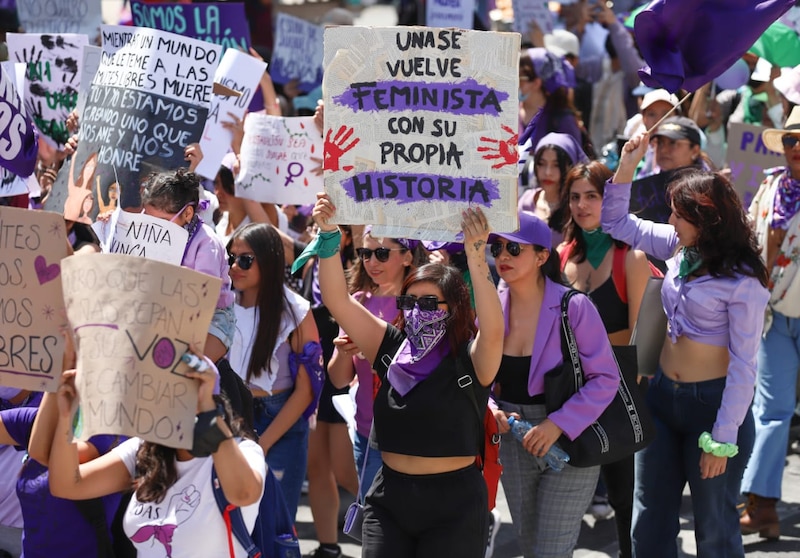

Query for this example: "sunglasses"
[490,241,524,258]
[228,253,256,270]
[356,247,406,262]
[782,135,800,149]
[396,294,447,311]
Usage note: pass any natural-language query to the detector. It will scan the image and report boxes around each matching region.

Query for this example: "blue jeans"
[354,431,383,501]
[253,390,309,521]
[742,310,800,499]
[631,369,754,558]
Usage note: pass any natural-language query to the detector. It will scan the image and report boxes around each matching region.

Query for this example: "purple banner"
[341,171,500,205]
[333,78,508,116]
[0,65,38,178]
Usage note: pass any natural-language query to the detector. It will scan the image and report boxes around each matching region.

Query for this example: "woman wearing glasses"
[227,223,324,521]
[309,194,504,557]
[490,211,620,558]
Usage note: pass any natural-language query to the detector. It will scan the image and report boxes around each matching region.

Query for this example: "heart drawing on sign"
[34,256,61,284]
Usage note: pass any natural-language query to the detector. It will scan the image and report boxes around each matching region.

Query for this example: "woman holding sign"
[306,194,504,557]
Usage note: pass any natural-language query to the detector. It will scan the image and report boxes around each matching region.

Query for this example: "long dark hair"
[228,223,297,381]
[393,263,475,354]
[537,246,566,285]
[134,395,251,503]
[561,161,626,262]
[668,169,768,286]
[534,144,573,234]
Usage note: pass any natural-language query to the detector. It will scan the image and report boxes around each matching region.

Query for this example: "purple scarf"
[387,308,450,396]
[772,170,800,230]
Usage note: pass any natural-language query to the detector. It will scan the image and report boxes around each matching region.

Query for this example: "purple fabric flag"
[634,0,796,93]
[0,65,38,178]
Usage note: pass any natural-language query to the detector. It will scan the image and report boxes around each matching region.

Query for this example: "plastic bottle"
[506,416,571,472]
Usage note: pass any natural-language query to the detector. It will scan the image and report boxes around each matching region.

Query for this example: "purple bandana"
[387,307,450,396]
[772,170,800,230]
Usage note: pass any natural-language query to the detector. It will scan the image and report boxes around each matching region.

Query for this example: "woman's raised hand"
[613,132,649,184]
[312,193,338,233]
[461,207,490,259]
[55,369,79,421]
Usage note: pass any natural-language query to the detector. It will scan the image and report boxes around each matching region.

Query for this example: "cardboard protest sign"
[17,0,102,37]
[131,1,251,51]
[236,114,323,205]
[92,209,189,265]
[323,27,520,240]
[76,45,102,119]
[46,26,221,222]
[7,33,89,150]
[511,0,554,35]
[0,62,38,179]
[62,254,221,448]
[271,13,324,92]
[195,49,267,179]
[726,122,785,208]
[426,0,476,30]
[0,207,68,392]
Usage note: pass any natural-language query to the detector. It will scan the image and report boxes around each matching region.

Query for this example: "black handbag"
[544,290,655,467]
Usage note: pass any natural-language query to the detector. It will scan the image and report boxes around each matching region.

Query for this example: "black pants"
[362,463,488,558]
[601,455,634,558]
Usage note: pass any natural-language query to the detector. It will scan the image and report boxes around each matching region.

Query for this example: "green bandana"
[582,228,613,269]
[678,246,703,278]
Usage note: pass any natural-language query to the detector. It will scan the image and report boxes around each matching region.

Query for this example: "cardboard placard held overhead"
[62,253,221,448]
[323,26,520,241]
[0,207,68,392]
[17,0,103,37]
[725,122,785,208]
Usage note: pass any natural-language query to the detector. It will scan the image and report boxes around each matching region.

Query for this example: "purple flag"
[0,65,38,178]
[634,0,796,93]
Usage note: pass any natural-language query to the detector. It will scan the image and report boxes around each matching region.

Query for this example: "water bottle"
[506,416,570,472]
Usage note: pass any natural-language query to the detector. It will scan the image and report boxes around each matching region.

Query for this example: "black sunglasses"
[396,294,447,311]
[228,253,256,270]
[490,241,523,258]
[356,247,406,262]
[782,135,800,149]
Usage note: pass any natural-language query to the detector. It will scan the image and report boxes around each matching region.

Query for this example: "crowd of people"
[2,0,800,557]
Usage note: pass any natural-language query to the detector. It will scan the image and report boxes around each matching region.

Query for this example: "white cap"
[750,57,772,83]
[774,65,800,106]
[640,89,680,111]
[544,29,580,58]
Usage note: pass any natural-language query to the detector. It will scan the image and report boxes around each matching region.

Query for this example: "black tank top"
[493,355,545,404]
[588,275,628,334]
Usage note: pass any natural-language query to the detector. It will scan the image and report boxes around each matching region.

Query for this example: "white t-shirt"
[113,437,266,558]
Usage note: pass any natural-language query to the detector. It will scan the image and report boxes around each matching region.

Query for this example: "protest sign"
[17,0,102,37]
[426,0,476,29]
[46,26,221,222]
[7,33,88,150]
[0,62,38,179]
[0,207,68,392]
[511,0,554,35]
[236,114,323,205]
[131,1,251,51]
[93,209,189,265]
[726,122,785,208]
[323,27,520,240]
[271,13,323,92]
[62,253,221,448]
[76,45,102,118]
[195,49,266,179]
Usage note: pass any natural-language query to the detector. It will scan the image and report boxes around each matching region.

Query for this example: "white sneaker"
[589,495,614,520]
[485,508,502,558]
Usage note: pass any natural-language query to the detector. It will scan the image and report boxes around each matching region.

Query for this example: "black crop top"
[493,355,545,404]
[371,324,487,458]
[588,275,628,334]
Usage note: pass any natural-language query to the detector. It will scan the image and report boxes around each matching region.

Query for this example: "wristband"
[191,403,232,457]
[698,431,738,458]
[290,228,342,274]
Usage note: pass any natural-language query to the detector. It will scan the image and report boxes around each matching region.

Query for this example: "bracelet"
[698,432,738,458]
[191,403,232,457]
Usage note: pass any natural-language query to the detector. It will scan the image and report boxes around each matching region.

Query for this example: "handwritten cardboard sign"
[131,1,251,52]
[725,122,785,208]
[0,207,68,392]
[511,0,554,35]
[94,209,189,265]
[17,0,102,37]
[7,33,89,149]
[195,49,267,179]
[0,62,38,180]
[236,113,323,205]
[46,26,221,222]
[323,26,520,240]
[62,254,221,448]
[426,0,476,30]
[76,45,102,119]
[271,13,324,92]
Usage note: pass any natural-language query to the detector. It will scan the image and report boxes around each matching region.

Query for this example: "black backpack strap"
[211,466,260,558]
[455,343,486,471]
[74,498,115,558]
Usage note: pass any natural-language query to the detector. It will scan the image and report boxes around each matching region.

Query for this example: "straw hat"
[762,106,800,152]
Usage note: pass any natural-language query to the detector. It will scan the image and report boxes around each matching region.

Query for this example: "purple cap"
[421,240,464,254]
[534,132,589,163]
[492,212,552,248]
[525,48,573,94]
[364,226,418,250]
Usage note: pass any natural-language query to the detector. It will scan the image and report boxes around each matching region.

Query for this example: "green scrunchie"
[290,229,341,275]
[698,431,739,458]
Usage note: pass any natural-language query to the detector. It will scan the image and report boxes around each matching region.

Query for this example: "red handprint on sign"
[477,125,519,169]
[324,125,360,172]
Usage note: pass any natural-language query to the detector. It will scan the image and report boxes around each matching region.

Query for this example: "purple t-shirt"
[1,407,123,558]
